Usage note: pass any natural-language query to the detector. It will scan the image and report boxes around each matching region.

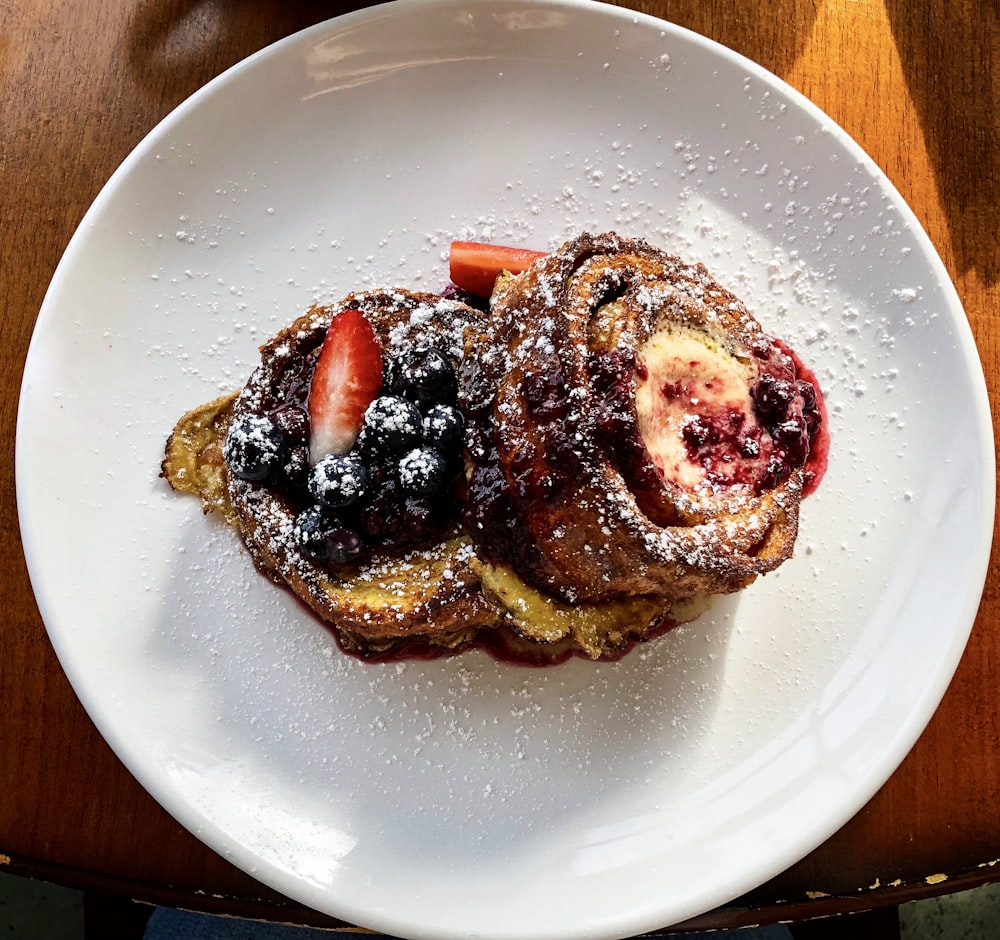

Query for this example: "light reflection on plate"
[16,0,994,938]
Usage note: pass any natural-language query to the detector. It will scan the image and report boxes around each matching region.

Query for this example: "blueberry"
[751,375,795,427]
[421,404,465,452]
[773,417,809,465]
[362,395,423,455]
[308,453,368,508]
[357,475,445,549]
[398,447,450,497]
[797,379,817,412]
[325,527,366,565]
[294,506,364,564]
[223,414,284,481]
[271,405,309,446]
[295,505,331,559]
[759,454,792,492]
[351,423,379,463]
[797,379,822,438]
[399,347,457,408]
[400,496,439,543]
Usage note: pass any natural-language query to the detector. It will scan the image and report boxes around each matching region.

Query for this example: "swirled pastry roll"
[460,232,824,605]
[164,289,501,652]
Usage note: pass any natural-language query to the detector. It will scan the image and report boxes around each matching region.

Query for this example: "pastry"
[164,289,501,656]
[163,235,827,663]
[460,232,826,610]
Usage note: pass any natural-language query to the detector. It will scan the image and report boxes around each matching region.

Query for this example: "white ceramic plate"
[16,1,994,938]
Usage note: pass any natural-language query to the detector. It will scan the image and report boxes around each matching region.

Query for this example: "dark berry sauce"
[771,338,829,497]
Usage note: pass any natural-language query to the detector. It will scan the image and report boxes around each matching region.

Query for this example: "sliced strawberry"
[449,241,547,298]
[308,309,383,462]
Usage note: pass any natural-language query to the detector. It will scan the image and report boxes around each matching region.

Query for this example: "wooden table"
[3,0,997,936]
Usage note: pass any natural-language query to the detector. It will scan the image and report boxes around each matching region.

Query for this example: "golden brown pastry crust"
[460,232,803,604]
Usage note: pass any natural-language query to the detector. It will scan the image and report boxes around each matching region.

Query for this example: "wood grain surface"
[2,0,998,932]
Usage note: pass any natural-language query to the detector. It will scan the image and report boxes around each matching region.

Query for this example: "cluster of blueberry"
[224,347,465,565]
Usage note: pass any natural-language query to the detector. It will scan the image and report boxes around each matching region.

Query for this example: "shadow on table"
[645,0,820,82]
[884,0,1000,286]
[124,0,383,106]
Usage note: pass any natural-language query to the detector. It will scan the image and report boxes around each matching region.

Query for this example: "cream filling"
[634,327,754,488]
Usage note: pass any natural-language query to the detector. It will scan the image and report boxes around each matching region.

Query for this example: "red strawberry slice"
[449,241,547,298]
[308,309,383,462]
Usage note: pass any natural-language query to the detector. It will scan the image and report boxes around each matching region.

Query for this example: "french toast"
[163,235,827,663]
[164,290,499,654]
[460,232,823,607]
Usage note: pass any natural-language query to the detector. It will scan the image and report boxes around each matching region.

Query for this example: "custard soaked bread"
[164,289,501,655]
[460,232,824,609]
[163,235,827,662]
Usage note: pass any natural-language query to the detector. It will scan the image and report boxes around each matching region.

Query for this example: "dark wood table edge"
[3,847,999,935]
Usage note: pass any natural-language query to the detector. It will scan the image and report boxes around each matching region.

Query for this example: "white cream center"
[634,328,753,488]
